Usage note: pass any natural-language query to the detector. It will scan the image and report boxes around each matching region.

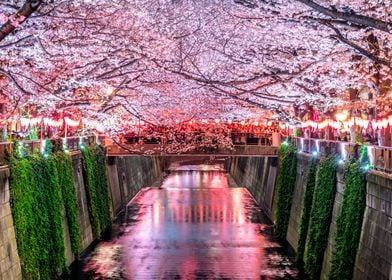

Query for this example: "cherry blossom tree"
[0,0,391,135]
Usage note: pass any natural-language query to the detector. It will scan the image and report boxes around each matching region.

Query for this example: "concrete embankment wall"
[0,167,21,279]
[228,154,392,280]
[228,156,278,220]
[0,153,164,277]
[354,171,392,280]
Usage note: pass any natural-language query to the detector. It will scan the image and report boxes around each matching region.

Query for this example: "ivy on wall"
[296,158,317,267]
[274,143,297,239]
[330,161,366,280]
[8,138,85,278]
[303,156,337,280]
[82,144,111,237]
[53,152,81,254]
[9,154,67,279]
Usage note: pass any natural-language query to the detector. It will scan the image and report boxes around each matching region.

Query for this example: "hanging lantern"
[20,117,30,127]
[65,117,80,127]
[381,118,388,128]
[30,117,42,126]
[44,117,63,127]
[362,120,369,128]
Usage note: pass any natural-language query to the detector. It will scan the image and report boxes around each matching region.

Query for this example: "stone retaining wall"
[286,152,312,251]
[0,166,21,280]
[229,153,392,280]
[0,153,164,276]
[2,151,391,279]
[354,171,392,280]
[228,156,278,220]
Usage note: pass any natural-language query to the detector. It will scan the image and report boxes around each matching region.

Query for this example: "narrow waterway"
[81,163,298,279]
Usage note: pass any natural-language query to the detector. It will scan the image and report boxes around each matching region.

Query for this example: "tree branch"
[0,0,43,42]
[295,0,392,33]
[325,23,391,67]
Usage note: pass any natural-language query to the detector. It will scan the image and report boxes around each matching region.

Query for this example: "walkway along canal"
[81,162,298,279]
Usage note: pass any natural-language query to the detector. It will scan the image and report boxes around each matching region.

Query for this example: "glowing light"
[340,142,348,160]
[44,117,63,127]
[281,139,289,146]
[336,110,348,122]
[106,87,114,96]
[312,151,318,157]
[65,117,80,127]
[367,146,375,166]
[40,140,46,155]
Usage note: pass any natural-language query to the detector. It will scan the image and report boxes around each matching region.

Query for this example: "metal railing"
[122,132,273,146]
[292,137,392,173]
[0,135,105,163]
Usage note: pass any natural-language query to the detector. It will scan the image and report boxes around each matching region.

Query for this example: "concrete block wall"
[286,152,312,251]
[354,171,392,280]
[320,167,344,280]
[228,156,278,220]
[229,153,392,279]
[110,156,163,213]
[0,166,21,280]
[72,153,94,255]
[0,152,164,275]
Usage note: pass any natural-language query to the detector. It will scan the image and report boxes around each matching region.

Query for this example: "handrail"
[292,137,392,173]
[0,135,103,163]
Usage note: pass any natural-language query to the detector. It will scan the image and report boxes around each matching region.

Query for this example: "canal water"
[80,163,298,279]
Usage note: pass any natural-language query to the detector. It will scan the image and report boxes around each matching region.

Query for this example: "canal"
[80,162,298,279]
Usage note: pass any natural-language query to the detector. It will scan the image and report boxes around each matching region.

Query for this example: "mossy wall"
[229,147,385,280]
[3,144,164,279]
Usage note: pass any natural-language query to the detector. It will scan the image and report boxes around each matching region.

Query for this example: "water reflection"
[82,164,298,279]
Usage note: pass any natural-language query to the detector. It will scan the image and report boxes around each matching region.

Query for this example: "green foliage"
[296,159,317,266]
[274,143,297,239]
[53,152,81,254]
[330,161,366,280]
[304,156,337,280]
[44,139,52,155]
[360,144,369,167]
[29,127,38,140]
[9,154,67,279]
[82,144,111,237]
[9,156,41,278]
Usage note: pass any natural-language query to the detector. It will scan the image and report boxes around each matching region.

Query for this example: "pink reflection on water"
[83,166,298,279]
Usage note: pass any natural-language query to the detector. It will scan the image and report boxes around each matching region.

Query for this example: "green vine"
[53,152,81,254]
[296,158,317,267]
[329,161,366,280]
[9,153,67,279]
[82,144,111,237]
[9,156,41,278]
[304,156,337,280]
[274,143,297,239]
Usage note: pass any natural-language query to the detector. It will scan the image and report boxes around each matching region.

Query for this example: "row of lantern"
[3,116,81,128]
[301,116,392,130]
